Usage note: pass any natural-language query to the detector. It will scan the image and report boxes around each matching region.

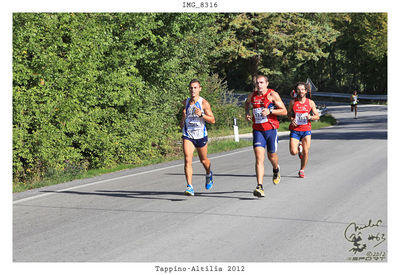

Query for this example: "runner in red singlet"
[288,82,320,178]
[244,75,287,197]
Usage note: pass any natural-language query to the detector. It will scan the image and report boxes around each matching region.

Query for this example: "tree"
[320,13,387,93]
[212,13,339,91]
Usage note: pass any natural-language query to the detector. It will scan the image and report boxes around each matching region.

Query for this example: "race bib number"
[253,108,268,124]
[187,118,202,131]
[295,113,308,125]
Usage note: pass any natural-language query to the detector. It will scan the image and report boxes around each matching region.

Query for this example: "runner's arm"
[270,92,287,116]
[309,100,320,121]
[201,99,216,124]
[179,100,186,129]
[244,93,253,121]
[287,100,297,127]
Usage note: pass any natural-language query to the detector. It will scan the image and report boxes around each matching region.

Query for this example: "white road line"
[13,147,253,204]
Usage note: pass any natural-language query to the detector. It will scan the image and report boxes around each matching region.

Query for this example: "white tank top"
[352,95,358,104]
[182,97,207,139]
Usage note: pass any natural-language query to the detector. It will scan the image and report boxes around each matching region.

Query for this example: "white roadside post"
[233,118,239,142]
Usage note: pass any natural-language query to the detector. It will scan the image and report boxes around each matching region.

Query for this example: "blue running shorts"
[253,129,278,153]
[290,130,311,141]
[182,136,208,148]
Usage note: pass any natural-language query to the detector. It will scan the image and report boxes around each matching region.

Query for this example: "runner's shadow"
[165,173,255,178]
[40,189,257,201]
[40,190,186,201]
[166,173,296,179]
[264,174,301,179]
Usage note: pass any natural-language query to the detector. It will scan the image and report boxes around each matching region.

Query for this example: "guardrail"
[232,92,387,102]
[316,104,328,117]
[312,92,387,101]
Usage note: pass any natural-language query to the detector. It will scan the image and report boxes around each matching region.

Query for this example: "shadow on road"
[165,173,299,179]
[40,189,257,201]
[311,130,387,140]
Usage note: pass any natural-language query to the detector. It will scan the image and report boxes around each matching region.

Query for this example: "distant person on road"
[180,79,216,196]
[350,91,359,119]
[244,75,287,197]
[288,82,320,178]
[290,89,297,99]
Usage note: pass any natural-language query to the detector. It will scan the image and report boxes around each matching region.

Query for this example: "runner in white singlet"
[350,90,359,119]
[182,97,207,140]
[180,79,216,196]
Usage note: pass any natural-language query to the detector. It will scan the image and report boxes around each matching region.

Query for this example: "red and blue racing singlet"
[250,89,279,131]
[289,98,312,132]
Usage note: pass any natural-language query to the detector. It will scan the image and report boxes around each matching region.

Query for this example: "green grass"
[207,139,253,154]
[208,125,253,137]
[13,114,336,193]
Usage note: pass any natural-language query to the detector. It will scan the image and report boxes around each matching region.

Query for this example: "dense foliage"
[13,13,387,186]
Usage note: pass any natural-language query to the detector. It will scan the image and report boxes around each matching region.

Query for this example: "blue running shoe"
[184,185,194,196]
[205,171,214,190]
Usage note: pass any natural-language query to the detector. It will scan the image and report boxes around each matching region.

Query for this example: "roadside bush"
[13,13,223,187]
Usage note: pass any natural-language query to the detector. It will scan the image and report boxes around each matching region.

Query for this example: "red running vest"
[289,98,312,131]
[250,89,279,131]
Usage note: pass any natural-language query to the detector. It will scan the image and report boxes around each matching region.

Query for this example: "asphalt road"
[13,104,387,263]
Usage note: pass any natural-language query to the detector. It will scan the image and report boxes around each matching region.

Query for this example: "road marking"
[13,147,253,204]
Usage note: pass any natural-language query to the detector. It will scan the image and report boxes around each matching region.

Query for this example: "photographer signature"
[344,219,386,254]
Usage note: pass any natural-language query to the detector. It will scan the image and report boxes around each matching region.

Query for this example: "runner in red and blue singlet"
[245,75,287,197]
[288,82,320,178]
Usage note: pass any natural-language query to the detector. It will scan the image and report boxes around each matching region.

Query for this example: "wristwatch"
[268,107,274,114]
